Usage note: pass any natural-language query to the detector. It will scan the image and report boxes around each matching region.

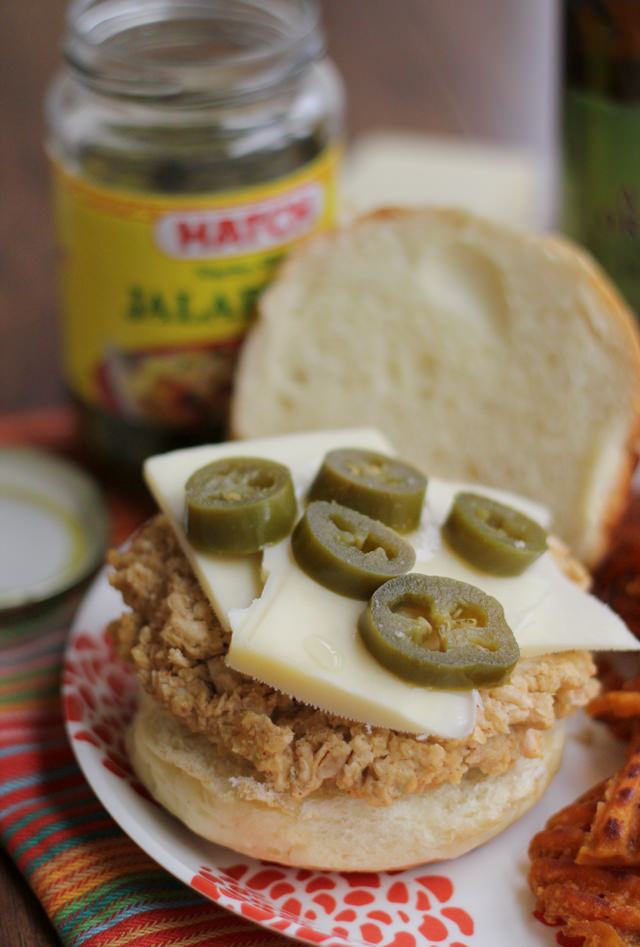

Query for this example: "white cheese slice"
[413,479,636,656]
[229,538,477,737]
[144,429,391,623]
[144,428,640,739]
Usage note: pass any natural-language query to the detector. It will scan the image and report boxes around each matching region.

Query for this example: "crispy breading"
[109,515,598,806]
[547,534,592,591]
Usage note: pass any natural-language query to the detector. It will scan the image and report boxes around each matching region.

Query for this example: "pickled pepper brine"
[46,0,343,472]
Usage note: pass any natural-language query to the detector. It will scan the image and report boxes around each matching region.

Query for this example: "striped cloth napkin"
[0,411,288,947]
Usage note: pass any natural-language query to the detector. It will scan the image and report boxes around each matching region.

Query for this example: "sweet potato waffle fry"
[587,680,640,744]
[592,491,640,642]
[528,484,640,943]
[577,732,640,867]
[529,695,640,942]
[529,769,640,944]
[587,689,640,723]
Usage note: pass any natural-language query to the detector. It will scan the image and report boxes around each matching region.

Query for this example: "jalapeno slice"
[442,492,548,576]
[291,500,416,599]
[308,448,427,532]
[185,457,297,553]
[359,574,519,688]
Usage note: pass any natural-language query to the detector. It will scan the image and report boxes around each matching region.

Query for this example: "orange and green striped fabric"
[0,410,278,945]
[0,598,289,946]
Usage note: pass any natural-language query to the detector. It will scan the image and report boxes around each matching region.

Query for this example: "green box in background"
[561,0,640,313]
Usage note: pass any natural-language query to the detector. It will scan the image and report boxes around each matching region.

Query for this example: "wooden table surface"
[0,2,558,944]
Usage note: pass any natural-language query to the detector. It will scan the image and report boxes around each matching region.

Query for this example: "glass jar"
[561,0,640,315]
[46,0,344,475]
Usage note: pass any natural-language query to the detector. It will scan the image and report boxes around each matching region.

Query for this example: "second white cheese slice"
[144,427,640,740]
[228,538,477,737]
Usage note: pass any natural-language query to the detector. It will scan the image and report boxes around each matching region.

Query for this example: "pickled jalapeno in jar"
[46,0,344,474]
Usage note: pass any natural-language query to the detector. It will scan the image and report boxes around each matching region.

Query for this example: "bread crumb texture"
[231,209,640,566]
[109,516,598,807]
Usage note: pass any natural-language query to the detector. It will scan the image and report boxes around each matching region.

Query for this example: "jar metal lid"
[0,448,109,612]
[63,0,324,105]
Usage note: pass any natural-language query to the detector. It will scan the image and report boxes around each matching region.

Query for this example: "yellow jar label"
[52,146,340,428]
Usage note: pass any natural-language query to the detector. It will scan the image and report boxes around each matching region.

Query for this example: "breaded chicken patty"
[108,516,599,807]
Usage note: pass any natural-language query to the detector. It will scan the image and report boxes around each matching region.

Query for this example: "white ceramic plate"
[63,567,624,947]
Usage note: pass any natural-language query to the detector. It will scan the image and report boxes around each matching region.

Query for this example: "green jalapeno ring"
[359,573,519,689]
[185,456,297,554]
[291,500,416,599]
[442,492,548,577]
[308,448,427,532]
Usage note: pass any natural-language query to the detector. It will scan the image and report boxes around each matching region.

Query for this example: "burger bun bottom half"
[128,693,565,871]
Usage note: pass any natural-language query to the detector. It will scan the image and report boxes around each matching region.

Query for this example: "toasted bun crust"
[128,692,566,871]
[231,208,640,567]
